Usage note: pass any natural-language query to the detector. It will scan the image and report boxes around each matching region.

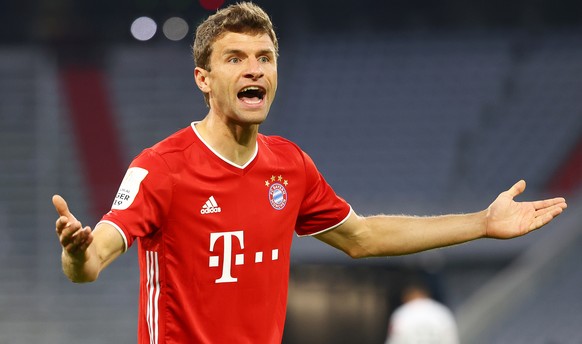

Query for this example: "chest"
[163,161,305,247]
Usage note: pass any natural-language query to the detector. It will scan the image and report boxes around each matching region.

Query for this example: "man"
[53,2,567,343]
[386,278,459,344]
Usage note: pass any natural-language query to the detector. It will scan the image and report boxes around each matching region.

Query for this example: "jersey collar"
[190,121,259,170]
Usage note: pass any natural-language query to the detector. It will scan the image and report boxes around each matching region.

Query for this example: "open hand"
[485,180,567,239]
[53,195,93,258]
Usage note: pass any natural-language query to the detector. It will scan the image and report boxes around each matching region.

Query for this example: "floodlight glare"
[163,17,189,41]
[131,16,157,41]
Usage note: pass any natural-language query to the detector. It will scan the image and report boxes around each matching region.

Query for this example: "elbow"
[339,231,377,259]
[343,244,374,259]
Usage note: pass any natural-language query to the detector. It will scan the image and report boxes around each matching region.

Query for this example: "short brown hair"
[193,2,279,71]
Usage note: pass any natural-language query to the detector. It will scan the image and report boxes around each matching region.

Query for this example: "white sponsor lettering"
[200,196,222,214]
[112,167,148,210]
[200,207,222,214]
[209,231,244,283]
[208,231,282,283]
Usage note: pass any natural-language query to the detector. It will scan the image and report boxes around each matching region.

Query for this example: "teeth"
[241,86,260,92]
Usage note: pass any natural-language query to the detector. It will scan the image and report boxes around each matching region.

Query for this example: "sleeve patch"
[111,167,149,210]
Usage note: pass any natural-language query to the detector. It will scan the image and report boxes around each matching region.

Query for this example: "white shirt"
[387,298,460,344]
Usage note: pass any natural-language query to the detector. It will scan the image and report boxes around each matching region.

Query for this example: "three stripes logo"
[201,196,222,215]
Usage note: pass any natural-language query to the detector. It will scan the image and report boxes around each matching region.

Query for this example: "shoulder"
[150,126,197,155]
[258,134,309,163]
[259,134,301,150]
[129,125,197,171]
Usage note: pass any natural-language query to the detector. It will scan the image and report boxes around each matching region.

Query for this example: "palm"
[485,180,567,239]
[53,194,93,256]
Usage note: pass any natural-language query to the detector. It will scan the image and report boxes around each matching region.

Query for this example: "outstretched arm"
[53,195,125,283]
[316,180,567,258]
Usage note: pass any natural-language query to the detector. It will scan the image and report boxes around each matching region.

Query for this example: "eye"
[258,56,270,63]
[228,57,241,64]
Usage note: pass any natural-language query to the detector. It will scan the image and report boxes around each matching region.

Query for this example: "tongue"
[240,96,261,104]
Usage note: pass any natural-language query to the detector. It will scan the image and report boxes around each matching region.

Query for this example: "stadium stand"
[0,48,138,344]
[272,32,513,213]
[106,45,208,162]
[457,31,582,197]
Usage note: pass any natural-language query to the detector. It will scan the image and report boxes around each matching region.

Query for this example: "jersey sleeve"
[98,149,172,250]
[295,151,352,236]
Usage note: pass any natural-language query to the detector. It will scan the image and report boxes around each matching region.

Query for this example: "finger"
[72,226,91,243]
[78,228,94,250]
[58,221,84,246]
[506,180,526,198]
[55,215,75,233]
[55,216,66,232]
[64,227,92,253]
[52,194,74,219]
[530,205,565,231]
[531,197,567,211]
[533,206,560,221]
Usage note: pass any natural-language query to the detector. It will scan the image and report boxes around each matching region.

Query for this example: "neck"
[196,115,259,166]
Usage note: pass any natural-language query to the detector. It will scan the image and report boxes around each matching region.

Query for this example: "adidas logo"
[201,196,222,214]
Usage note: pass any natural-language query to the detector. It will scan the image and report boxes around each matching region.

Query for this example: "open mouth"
[237,86,266,105]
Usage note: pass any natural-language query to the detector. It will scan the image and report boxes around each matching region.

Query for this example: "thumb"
[52,194,75,219]
[506,180,526,199]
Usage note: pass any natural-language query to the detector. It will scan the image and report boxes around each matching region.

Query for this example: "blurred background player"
[386,277,459,344]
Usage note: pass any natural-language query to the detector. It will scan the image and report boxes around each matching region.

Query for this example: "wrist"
[478,209,489,238]
[61,248,96,283]
[61,247,89,265]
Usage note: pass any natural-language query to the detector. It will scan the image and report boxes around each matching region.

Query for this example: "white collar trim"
[191,121,258,170]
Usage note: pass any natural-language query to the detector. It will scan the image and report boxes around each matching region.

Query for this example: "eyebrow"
[223,49,275,57]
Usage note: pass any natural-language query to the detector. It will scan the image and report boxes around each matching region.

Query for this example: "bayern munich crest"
[265,175,289,210]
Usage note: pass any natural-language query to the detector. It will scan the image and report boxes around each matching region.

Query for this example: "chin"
[237,108,270,125]
[240,114,268,126]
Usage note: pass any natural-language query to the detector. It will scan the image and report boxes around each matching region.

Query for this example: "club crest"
[265,175,288,210]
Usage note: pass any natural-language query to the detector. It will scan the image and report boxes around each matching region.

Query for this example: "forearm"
[320,210,489,258]
[360,210,488,256]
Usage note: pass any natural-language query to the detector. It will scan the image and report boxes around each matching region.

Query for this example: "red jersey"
[99,122,351,343]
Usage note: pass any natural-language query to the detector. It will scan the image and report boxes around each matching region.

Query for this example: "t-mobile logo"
[208,231,279,284]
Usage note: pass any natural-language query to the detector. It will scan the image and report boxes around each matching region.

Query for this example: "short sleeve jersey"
[99,123,351,344]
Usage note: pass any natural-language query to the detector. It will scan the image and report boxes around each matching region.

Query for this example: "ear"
[194,67,211,93]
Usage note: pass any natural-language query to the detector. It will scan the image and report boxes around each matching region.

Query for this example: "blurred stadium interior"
[0,0,581,343]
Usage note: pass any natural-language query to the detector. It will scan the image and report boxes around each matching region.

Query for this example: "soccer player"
[386,278,460,344]
[53,2,567,343]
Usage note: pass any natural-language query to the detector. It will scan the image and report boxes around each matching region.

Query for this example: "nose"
[243,59,264,80]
